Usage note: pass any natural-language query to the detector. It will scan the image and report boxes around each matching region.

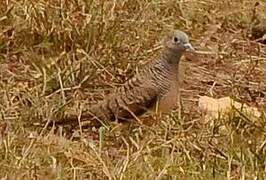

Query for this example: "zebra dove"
[57,30,194,127]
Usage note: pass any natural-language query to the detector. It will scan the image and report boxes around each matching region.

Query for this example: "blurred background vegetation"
[0,0,265,179]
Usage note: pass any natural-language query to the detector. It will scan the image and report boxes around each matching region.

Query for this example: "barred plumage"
[56,30,194,127]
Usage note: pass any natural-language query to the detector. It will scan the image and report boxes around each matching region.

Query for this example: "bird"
[55,30,195,128]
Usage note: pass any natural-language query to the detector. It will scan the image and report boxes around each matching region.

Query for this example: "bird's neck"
[161,48,182,65]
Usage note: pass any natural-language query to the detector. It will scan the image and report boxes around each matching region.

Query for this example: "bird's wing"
[88,75,159,122]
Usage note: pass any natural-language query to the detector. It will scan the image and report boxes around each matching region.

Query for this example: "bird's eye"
[173,37,179,43]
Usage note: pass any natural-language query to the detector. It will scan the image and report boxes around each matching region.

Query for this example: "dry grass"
[0,0,266,179]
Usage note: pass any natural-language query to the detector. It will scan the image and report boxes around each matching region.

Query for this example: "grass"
[0,0,266,179]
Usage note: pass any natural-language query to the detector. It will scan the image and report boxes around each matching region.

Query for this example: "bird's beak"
[184,43,195,53]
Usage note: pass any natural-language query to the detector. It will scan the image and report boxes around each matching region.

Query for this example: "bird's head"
[163,30,195,54]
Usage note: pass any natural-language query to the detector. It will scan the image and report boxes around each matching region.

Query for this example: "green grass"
[0,0,266,179]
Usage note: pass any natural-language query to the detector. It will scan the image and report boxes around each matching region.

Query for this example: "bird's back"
[88,56,175,122]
